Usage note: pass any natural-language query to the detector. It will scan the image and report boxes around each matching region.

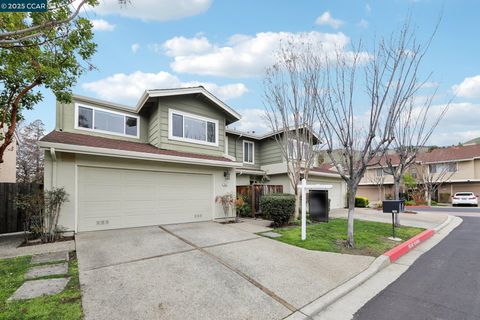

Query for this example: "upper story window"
[169,109,218,146]
[376,168,384,177]
[243,140,254,164]
[75,104,139,138]
[287,139,311,160]
[429,162,457,174]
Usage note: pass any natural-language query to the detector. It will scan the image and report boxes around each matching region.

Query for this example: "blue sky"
[24,0,480,146]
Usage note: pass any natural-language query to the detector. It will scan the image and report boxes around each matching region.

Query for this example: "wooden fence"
[236,184,283,217]
[0,183,42,234]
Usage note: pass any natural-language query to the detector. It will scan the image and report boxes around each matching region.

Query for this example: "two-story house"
[358,144,480,203]
[39,87,345,233]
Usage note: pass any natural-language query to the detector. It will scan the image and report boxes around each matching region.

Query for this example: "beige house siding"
[44,151,237,232]
[0,137,17,183]
[57,99,149,143]
[157,96,226,156]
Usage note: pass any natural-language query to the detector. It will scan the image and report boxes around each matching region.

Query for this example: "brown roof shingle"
[40,131,233,162]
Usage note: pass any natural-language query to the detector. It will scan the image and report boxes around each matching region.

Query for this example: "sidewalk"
[330,207,448,229]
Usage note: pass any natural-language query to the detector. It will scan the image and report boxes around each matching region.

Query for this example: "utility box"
[309,190,329,222]
[382,200,405,213]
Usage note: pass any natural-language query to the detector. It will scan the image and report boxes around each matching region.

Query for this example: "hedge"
[355,196,369,208]
[260,194,295,227]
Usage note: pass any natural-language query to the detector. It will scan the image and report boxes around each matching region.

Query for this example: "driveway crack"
[158,225,297,313]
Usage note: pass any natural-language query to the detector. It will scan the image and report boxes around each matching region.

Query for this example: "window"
[429,162,457,174]
[411,168,417,179]
[376,168,384,177]
[169,109,218,146]
[243,141,254,164]
[75,104,139,138]
[287,139,311,160]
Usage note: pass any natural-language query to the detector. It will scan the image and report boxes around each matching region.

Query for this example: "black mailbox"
[382,200,405,213]
[309,190,329,222]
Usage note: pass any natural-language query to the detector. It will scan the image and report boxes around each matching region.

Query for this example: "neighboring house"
[225,128,346,210]
[0,128,18,183]
[39,87,346,233]
[358,144,480,203]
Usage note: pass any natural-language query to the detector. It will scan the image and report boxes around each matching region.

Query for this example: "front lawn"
[0,252,82,320]
[271,218,424,257]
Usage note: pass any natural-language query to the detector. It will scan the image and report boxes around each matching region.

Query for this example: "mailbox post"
[382,200,404,241]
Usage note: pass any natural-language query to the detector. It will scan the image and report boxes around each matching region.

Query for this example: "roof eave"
[38,141,242,168]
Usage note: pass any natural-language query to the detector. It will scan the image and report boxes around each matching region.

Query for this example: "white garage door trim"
[74,164,215,232]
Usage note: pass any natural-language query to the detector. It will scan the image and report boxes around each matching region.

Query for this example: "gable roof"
[368,144,480,167]
[136,87,241,122]
[226,126,321,144]
[39,131,238,167]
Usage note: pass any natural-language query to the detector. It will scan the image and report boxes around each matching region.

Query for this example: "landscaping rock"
[31,251,69,264]
[8,277,70,300]
[25,262,68,279]
[261,231,282,238]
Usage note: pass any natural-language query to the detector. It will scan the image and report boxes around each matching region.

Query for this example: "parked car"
[452,192,478,207]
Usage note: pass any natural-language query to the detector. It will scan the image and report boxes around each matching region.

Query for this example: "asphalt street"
[413,206,480,217]
[354,216,480,320]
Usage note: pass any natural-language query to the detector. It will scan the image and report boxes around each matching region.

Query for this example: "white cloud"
[227,108,270,134]
[78,0,212,21]
[421,81,439,89]
[452,75,480,98]
[315,11,344,29]
[91,19,115,31]
[357,19,369,29]
[425,102,480,145]
[81,71,248,103]
[131,43,140,54]
[162,31,355,77]
[365,4,372,13]
[163,36,213,56]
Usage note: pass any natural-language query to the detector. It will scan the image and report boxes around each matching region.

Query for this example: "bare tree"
[17,120,45,183]
[315,22,436,247]
[381,93,449,224]
[367,170,386,203]
[264,40,319,220]
[418,162,454,206]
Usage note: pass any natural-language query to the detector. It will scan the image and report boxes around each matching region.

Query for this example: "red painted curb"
[405,205,432,209]
[383,229,435,262]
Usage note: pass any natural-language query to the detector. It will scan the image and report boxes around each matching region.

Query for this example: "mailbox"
[382,200,405,213]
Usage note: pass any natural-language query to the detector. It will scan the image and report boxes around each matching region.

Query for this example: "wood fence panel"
[0,183,42,234]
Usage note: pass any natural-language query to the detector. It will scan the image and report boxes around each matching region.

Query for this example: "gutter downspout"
[235,133,243,174]
[50,147,57,189]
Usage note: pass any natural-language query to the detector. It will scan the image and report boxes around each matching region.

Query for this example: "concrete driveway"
[76,221,374,320]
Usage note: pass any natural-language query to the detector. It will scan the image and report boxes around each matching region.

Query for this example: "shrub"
[260,194,295,227]
[237,203,252,217]
[404,200,416,206]
[431,200,438,206]
[355,196,369,208]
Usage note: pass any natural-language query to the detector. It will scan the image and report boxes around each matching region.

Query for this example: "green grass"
[0,252,82,320]
[271,218,424,257]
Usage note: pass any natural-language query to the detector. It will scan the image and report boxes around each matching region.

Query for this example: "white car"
[452,192,478,207]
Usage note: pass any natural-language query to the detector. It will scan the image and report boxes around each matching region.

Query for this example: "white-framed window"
[429,162,457,174]
[75,104,139,138]
[376,168,384,177]
[168,109,218,146]
[287,139,311,160]
[243,140,254,164]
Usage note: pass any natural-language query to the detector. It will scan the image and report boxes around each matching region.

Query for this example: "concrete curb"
[298,255,390,317]
[297,214,458,319]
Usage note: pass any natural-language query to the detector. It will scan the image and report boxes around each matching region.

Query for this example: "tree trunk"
[293,191,300,221]
[427,190,432,206]
[346,187,356,248]
[393,178,401,226]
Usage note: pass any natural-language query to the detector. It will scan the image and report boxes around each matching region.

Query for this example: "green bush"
[260,194,295,227]
[404,200,416,206]
[355,196,369,208]
[237,203,251,217]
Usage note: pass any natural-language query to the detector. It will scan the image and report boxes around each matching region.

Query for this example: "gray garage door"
[78,166,213,232]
